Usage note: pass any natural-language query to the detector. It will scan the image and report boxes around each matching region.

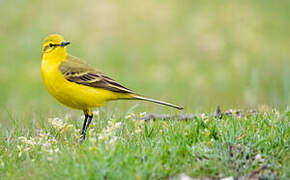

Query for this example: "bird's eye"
[49,43,54,47]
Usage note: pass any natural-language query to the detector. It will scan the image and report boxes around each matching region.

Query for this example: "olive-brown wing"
[59,55,134,94]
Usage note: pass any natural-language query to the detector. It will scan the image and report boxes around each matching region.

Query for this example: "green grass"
[1,108,289,179]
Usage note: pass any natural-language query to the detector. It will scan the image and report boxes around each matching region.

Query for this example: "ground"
[1,108,289,179]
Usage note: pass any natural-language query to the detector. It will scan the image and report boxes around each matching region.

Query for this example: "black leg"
[80,115,88,143]
[80,110,89,143]
[80,113,93,143]
[85,115,93,135]
[81,114,88,136]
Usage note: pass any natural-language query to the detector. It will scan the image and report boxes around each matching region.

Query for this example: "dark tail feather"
[133,95,184,110]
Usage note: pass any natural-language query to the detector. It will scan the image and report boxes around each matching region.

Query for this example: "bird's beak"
[60,41,70,47]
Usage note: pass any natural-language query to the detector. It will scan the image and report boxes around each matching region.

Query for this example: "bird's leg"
[80,110,89,142]
[81,114,88,136]
[84,114,93,135]
[80,109,93,143]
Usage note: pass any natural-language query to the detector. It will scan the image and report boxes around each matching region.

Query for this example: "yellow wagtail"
[41,34,183,142]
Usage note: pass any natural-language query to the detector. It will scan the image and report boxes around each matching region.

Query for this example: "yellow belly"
[41,61,126,110]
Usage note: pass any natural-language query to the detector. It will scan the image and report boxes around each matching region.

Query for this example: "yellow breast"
[41,58,120,110]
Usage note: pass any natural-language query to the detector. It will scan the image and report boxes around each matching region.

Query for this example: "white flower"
[96,120,122,146]
[140,112,147,118]
[135,129,142,134]
[49,117,65,130]
[199,113,207,119]
[54,148,59,153]
[93,110,100,117]
[17,128,60,156]
[48,117,74,132]
[125,113,136,120]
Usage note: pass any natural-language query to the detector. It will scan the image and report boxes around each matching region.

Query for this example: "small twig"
[141,114,195,121]
[140,106,258,121]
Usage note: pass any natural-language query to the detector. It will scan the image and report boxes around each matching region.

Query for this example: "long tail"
[132,95,184,110]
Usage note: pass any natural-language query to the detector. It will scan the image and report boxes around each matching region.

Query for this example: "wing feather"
[59,55,134,93]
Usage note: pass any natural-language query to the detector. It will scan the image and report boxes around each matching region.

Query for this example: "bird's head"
[42,34,70,59]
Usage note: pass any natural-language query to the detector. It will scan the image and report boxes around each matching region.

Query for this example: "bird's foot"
[80,133,86,143]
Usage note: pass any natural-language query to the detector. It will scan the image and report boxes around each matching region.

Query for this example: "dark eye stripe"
[42,44,57,53]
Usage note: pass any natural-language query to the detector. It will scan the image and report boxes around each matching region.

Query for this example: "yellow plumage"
[42,54,131,110]
[41,34,183,142]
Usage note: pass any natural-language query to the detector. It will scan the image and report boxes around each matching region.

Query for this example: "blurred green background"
[0,0,289,126]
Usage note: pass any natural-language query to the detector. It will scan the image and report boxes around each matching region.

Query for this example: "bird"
[41,34,183,142]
